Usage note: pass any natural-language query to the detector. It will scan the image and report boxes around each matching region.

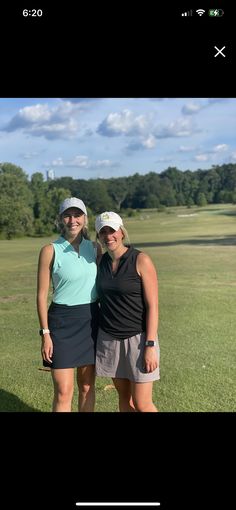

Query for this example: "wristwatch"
[39,328,50,336]
[145,340,156,347]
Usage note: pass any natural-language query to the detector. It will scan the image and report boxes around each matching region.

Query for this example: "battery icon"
[208,9,224,17]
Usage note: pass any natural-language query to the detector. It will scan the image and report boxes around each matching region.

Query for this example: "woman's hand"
[41,334,53,364]
[143,346,158,373]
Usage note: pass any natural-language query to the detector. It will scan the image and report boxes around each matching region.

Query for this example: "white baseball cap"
[59,197,87,215]
[95,211,123,233]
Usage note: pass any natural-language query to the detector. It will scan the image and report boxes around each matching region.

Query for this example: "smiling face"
[61,207,85,237]
[98,225,124,252]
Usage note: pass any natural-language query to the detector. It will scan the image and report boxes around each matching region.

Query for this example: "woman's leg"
[77,365,96,412]
[51,368,74,412]
[131,381,158,412]
[112,378,136,412]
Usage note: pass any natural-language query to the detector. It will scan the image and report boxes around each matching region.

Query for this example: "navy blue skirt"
[43,301,99,369]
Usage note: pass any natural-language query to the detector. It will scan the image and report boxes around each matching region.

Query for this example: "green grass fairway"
[0,203,236,412]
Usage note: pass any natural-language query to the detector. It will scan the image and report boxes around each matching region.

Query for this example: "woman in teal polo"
[37,197,101,412]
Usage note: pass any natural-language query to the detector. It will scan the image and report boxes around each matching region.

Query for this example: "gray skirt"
[43,301,99,369]
[96,329,160,382]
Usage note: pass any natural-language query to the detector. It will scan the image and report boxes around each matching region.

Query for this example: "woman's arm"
[137,252,159,373]
[37,244,54,363]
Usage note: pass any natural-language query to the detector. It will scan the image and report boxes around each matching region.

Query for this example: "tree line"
[1,162,236,238]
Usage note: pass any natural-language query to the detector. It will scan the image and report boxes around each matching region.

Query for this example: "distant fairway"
[0,203,236,412]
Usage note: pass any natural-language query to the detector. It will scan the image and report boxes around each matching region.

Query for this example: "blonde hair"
[120,226,130,245]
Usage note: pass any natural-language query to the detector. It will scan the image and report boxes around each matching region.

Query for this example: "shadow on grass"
[196,208,236,216]
[134,234,236,248]
[218,210,236,216]
[0,389,41,412]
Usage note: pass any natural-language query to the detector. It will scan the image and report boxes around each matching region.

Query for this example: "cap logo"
[101,213,110,220]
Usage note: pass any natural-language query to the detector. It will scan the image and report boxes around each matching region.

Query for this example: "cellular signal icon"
[196,9,206,16]
[181,10,193,16]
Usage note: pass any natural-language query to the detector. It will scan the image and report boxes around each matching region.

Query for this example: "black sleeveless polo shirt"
[96,245,146,339]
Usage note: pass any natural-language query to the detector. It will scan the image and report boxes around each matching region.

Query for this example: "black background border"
[1,4,235,509]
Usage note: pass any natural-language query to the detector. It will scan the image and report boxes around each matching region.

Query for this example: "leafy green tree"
[148,194,160,208]
[176,192,186,206]
[38,187,71,234]
[196,192,207,206]
[107,177,128,211]
[158,176,177,206]
[0,195,33,239]
[0,163,34,238]
[186,197,194,208]
[121,173,143,208]
[161,167,184,194]
[0,162,30,179]
[84,180,113,213]
[30,172,47,218]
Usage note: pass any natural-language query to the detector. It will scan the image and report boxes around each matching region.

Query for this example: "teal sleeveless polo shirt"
[51,237,97,305]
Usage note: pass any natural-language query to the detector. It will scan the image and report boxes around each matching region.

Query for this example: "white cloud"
[6,104,51,128]
[155,156,172,162]
[51,158,64,166]
[182,102,203,115]
[21,151,40,159]
[68,155,90,167]
[43,154,119,170]
[229,151,236,161]
[95,160,115,167]
[4,102,82,140]
[29,119,78,140]
[194,154,209,161]
[182,98,230,116]
[1,97,236,179]
[212,144,228,152]
[179,145,197,152]
[141,134,156,148]
[97,109,153,137]
[154,118,199,138]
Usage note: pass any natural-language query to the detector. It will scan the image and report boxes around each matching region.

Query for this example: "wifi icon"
[196,9,205,16]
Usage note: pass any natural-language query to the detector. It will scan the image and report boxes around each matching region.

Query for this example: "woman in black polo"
[95,211,160,412]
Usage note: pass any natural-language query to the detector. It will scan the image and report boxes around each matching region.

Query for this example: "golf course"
[0,203,235,412]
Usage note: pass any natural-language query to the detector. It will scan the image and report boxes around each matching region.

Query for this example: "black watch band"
[145,340,156,347]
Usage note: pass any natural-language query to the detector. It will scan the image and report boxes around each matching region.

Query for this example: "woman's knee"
[112,379,131,398]
[132,396,156,412]
[54,384,74,402]
[77,366,95,393]
[78,378,95,395]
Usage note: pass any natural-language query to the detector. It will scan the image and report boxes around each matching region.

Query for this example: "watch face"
[39,329,50,335]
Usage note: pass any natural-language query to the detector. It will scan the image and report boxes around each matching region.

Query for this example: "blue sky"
[0,97,236,180]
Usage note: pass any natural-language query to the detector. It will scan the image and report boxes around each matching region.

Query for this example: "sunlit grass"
[0,204,236,412]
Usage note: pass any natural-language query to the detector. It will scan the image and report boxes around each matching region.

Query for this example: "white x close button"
[214,46,226,57]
